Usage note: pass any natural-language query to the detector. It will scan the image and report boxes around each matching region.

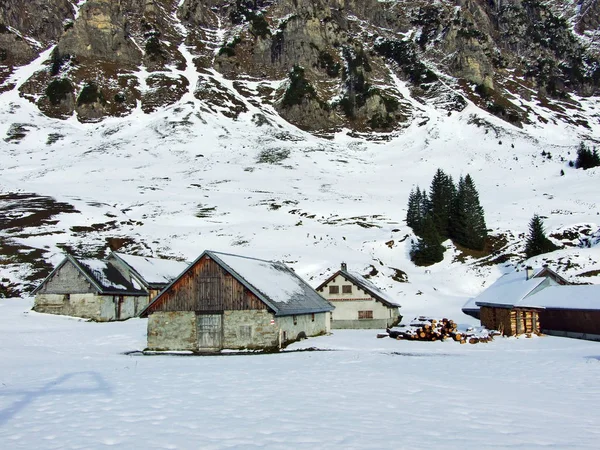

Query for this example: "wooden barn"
[140,251,334,352]
[463,266,569,321]
[32,254,147,321]
[523,285,600,341]
[33,252,189,321]
[315,263,401,329]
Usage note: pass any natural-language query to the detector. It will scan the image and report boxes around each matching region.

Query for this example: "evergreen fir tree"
[406,186,429,236]
[452,174,487,250]
[575,141,600,170]
[406,187,420,232]
[410,214,445,266]
[429,169,455,238]
[525,214,558,258]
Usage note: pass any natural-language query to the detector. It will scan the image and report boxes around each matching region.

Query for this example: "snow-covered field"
[2,297,600,449]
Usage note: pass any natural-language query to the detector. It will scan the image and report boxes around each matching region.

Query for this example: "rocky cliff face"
[1,0,598,130]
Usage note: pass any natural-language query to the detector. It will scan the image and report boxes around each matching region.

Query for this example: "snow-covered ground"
[1,297,600,449]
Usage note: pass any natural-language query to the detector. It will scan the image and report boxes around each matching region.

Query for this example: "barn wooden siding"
[480,306,540,336]
[148,255,268,314]
[540,309,600,336]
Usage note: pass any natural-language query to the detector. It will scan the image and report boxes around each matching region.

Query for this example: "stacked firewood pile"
[380,317,499,344]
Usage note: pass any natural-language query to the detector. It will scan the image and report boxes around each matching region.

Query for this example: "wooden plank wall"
[540,309,600,335]
[149,256,268,314]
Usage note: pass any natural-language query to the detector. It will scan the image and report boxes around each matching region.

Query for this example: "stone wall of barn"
[277,312,330,346]
[223,310,280,350]
[147,311,198,351]
[36,260,95,294]
[34,293,145,321]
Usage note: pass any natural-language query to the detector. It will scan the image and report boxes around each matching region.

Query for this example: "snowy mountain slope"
[2,37,600,318]
[1,1,600,318]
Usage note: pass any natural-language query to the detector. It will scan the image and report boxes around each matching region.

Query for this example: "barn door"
[197,314,223,352]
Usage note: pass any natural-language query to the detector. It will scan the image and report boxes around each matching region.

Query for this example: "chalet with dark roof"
[140,250,334,352]
[315,263,401,329]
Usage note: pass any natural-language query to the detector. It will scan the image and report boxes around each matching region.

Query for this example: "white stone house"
[315,263,401,329]
[140,250,335,352]
[32,254,148,321]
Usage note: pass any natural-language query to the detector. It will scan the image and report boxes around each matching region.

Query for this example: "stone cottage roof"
[141,250,334,317]
[316,265,401,308]
[109,252,188,289]
[32,254,147,296]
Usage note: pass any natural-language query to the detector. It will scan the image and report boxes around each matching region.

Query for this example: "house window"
[342,285,352,294]
[311,313,315,322]
[239,325,252,340]
[329,285,339,294]
[293,315,298,325]
[358,310,373,320]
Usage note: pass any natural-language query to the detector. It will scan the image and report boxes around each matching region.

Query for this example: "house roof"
[316,268,401,308]
[520,285,600,310]
[141,250,334,317]
[32,254,147,296]
[109,252,188,288]
[468,267,567,310]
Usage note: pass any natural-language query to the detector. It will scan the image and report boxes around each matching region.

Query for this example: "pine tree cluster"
[407,169,487,266]
[573,141,600,170]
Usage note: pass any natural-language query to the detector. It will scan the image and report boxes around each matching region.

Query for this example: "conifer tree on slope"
[411,214,445,266]
[525,214,558,258]
[406,187,429,236]
[429,169,455,238]
[452,174,487,250]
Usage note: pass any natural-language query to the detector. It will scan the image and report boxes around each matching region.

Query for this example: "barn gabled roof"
[32,254,146,296]
[316,266,401,308]
[141,250,334,317]
[469,267,565,310]
[108,252,189,289]
[518,285,600,311]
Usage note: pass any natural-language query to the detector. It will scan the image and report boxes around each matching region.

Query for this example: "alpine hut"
[315,263,401,329]
[140,250,334,352]
[467,266,570,336]
[32,254,147,321]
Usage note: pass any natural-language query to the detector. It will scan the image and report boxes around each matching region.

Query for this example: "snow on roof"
[76,258,145,295]
[473,269,547,308]
[113,253,188,287]
[210,251,333,316]
[520,285,600,310]
[342,270,401,307]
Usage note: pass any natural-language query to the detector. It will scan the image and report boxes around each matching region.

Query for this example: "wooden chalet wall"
[148,255,268,314]
[480,306,540,336]
[540,309,600,335]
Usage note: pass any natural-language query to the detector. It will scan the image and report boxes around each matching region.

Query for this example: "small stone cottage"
[315,263,401,329]
[32,254,147,321]
[33,252,188,321]
[140,250,334,352]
